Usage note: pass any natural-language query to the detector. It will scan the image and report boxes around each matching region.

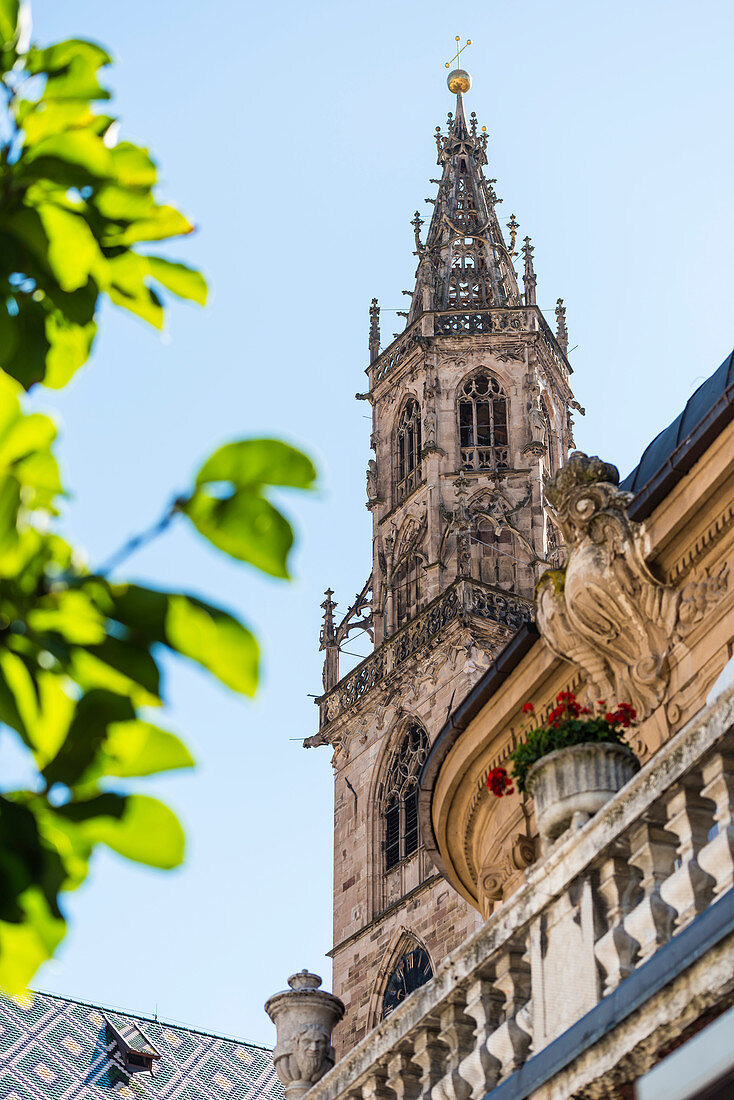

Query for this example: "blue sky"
[21,0,734,1045]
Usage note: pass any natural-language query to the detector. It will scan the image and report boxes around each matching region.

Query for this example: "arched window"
[474,521,516,591]
[448,240,492,308]
[382,947,433,1018]
[458,373,509,471]
[383,724,429,871]
[396,398,422,500]
[394,554,421,627]
[540,397,553,476]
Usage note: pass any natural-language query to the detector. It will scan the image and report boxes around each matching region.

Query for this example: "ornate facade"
[305,72,578,1055]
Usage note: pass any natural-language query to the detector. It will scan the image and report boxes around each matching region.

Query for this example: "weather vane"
[445,36,472,70]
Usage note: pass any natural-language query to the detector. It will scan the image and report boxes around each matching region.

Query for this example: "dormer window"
[105,1016,161,1076]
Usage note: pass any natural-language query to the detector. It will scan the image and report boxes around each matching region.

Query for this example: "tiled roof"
[0,990,284,1100]
[620,346,734,518]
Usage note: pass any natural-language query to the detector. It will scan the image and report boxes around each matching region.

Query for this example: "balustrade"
[318,580,532,730]
[301,685,734,1100]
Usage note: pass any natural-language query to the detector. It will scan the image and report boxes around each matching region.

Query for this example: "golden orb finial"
[447,68,471,94]
[444,36,472,94]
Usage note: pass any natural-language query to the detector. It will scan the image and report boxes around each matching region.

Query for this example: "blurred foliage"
[0,0,316,991]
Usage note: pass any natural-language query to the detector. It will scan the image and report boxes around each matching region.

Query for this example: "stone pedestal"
[265,971,345,1100]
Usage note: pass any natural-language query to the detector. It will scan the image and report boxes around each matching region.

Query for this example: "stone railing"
[369,309,537,387]
[432,308,531,337]
[303,683,734,1100]
[317,580,532,731]
[369,307,572,389]
[372,322,422,384]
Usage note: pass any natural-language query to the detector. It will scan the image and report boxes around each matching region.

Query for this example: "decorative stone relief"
[536,452,728,720]
[265,971,345,1100]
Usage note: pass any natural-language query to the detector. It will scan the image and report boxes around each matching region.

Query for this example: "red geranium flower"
[522,702,534,713]
[486,766,514,798]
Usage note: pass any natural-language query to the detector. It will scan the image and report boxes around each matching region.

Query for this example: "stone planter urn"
[526,742,639,844]
[265,971,345,1100]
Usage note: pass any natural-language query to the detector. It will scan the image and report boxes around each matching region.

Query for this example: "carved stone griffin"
[535,452,726,719]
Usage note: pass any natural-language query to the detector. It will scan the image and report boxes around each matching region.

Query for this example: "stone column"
[265,971,345,1100]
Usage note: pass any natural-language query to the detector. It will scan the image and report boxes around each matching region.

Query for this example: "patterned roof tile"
[0,991,284,1100]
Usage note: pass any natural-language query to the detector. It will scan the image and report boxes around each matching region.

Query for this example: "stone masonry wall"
[327,627,489,1058]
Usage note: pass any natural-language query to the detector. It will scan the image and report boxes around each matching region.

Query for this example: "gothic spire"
[407,70,522,326]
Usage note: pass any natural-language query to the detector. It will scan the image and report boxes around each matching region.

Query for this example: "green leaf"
[147,257,207,305]
[44,313,96,388]
[92,184,154,222]
[68,636,160,707]
[42,690,134,787]
[107,584,259,696]
[107,252,163,328]
[182,439,316,577]
[166,593,259,695]
[109,142,157,188]
[92,720,194,778]
[0,0,19,49]
[55,793,185,868]
[27,39,111,76]
[112,204,193,245]
[16,100,94,145]
[0,888,65,994]
[36,204,102,292]
[0,651,38,744]
[184,490,294,578]
[195,438,317,492]
[28,39,112,103]
[24,130,114,182]
[29,588,106,646]
[27,674,76,770]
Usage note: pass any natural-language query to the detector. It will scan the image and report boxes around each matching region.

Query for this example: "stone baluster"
[593,847,643,994]
[485,946,532,1079]
[362,1067,394,1100]
[624,816,678,963]
[659,778,716,932]
[386,1048,422,1100]
[698,752,734,898]
[412,1022,447,1100]
[458,975,502,1099]
[432,1002,474,1100]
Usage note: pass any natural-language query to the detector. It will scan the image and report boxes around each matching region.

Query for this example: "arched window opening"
[396,398,422,501]
[448,243,491,308]
[540,398,553,476]
[394,554,421,627]
[475,522,516,591]
[382,947,433,1018]
[458,373,509,471]
[454,163,477,228]
[383,724,429,872]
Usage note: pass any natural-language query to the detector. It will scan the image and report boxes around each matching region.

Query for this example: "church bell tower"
[305,56,579,1056]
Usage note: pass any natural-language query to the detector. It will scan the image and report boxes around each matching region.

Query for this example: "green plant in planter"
[487,693,637,797]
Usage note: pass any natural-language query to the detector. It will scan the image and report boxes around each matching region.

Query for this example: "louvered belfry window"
[383,724,429,871]
[458,373,509,471]
[396,398,422,501]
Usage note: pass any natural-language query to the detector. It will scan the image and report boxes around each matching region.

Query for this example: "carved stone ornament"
[536,452,727,719]
[265,971,345,1100]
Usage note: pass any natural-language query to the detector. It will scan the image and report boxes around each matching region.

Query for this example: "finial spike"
[555,297,569,354]
[522,236,537,305]
[369,298,380,363]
